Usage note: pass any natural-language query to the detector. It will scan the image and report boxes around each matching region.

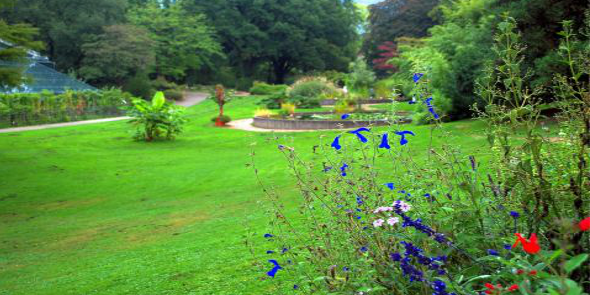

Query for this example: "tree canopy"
[183,0,361,83]
[0,0,43,89]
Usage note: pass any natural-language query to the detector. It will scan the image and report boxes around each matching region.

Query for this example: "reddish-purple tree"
[372,41,398,74]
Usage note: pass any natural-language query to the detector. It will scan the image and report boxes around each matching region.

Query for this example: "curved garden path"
[0,92,208,134]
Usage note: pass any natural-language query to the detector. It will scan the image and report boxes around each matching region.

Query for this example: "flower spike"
[379,133,391,149]
[331,135,342,150]
[394,131,415,146]
[266,259,282,277]
[349,127,371,143]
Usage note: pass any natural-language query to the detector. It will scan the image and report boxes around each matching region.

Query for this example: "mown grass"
[0,96,489,294]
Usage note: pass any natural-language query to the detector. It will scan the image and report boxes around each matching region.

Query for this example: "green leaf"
[564,254,588,273]
[152,91,166,109]
[548,249,564,263]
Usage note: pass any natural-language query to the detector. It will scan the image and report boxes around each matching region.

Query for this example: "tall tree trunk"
[272,58,290,84]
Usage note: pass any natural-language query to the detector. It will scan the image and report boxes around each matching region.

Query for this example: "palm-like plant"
[128,91,186,141]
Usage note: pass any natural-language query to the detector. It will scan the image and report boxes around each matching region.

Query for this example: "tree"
[183,0,361,84]
[0,0,43,89]
[129,2,222,83]
[363,0,439,68]
[0,0,127,72]
[79,24,155,86]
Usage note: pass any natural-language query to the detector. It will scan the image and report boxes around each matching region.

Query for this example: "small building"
[0,39,96,93]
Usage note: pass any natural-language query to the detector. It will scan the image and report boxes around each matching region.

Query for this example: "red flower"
[508,284,519,292]
[513,233,541,254]
[579,217,590,231]
[516,269,524,275]
[484,283,503,294]
[529,270,537,275]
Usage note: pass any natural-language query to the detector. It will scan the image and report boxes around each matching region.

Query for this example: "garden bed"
[253,111,412,130]
[320,98,399,106]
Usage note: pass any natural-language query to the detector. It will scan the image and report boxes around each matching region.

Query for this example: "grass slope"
[0,96,488,294]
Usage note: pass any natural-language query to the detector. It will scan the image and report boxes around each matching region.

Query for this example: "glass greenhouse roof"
[0,39,96,94]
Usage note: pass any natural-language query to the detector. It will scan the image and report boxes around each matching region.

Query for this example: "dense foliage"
[128,91,186,141]
[363,0,440,73]
[0,0,43,89]
[0,89,132,127]
[255,16,590,294]
[1,0,362,93]
[182,0,361,85]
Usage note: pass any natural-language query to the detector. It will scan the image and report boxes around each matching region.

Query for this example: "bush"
[259,91,288,109]
[210,115,231,123]
[254,108,273,118]
[235,77,254,91]
[287,77,337,108]
[0,89,134,127]
[123,72,154,100]
[280,103,296,115]
[127,91,187,141]
[164,89,184,101]
[249,82,288,95]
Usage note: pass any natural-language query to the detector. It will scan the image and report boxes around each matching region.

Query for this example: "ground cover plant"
[252,17,589,294]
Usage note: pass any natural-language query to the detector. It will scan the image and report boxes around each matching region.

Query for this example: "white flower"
[373,219,385,227]
[387,217,400,226]
[373,206,394,214]
[393,200,412,212]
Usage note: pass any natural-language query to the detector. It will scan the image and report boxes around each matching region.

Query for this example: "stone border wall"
[252,116,412,130]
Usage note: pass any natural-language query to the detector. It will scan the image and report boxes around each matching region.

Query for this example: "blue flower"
[394,131,415,146]
[340,163,348,177]
[504,244,512,250]
[390,253,402,261]
[384,183,395,190]
[360,246,368,253]
[379,133,391,149]
[343,267,350,272]
[413,73,424,83]
[264,233,273,238]
[425,97,440,119]
[322,166,333,172]
[341,114,350,120]
[409,97,417,104]
[510,211,520,218]
[282,248,289,254]
[293,285,299,290]
[266,250,275,254]
[267,260,282,278]
[487,249,499,256]
[349,127,371,143]
[331,135,342,150]
[432,280,456,295]
[356,196,364,205]
[424,193,431,198]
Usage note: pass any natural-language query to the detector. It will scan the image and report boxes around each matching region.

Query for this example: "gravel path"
[0,92,208,134]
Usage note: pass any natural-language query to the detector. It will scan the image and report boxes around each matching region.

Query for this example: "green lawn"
[0,96,489,294]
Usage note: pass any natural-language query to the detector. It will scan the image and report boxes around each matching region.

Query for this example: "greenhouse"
[0,39,96,94]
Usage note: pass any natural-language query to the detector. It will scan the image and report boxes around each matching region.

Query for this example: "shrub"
[0,89,134,127]
[259,91,288,109]
[334,100,355,114]
[347,57,376,93]
[254,108,273,118]
[164,89,184,101]
[123,72,154,99]
[210,115,231,123]
[127,91,187,141]
[249,82,288,95]
[280,103,296,115]
[287,77,337,108]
